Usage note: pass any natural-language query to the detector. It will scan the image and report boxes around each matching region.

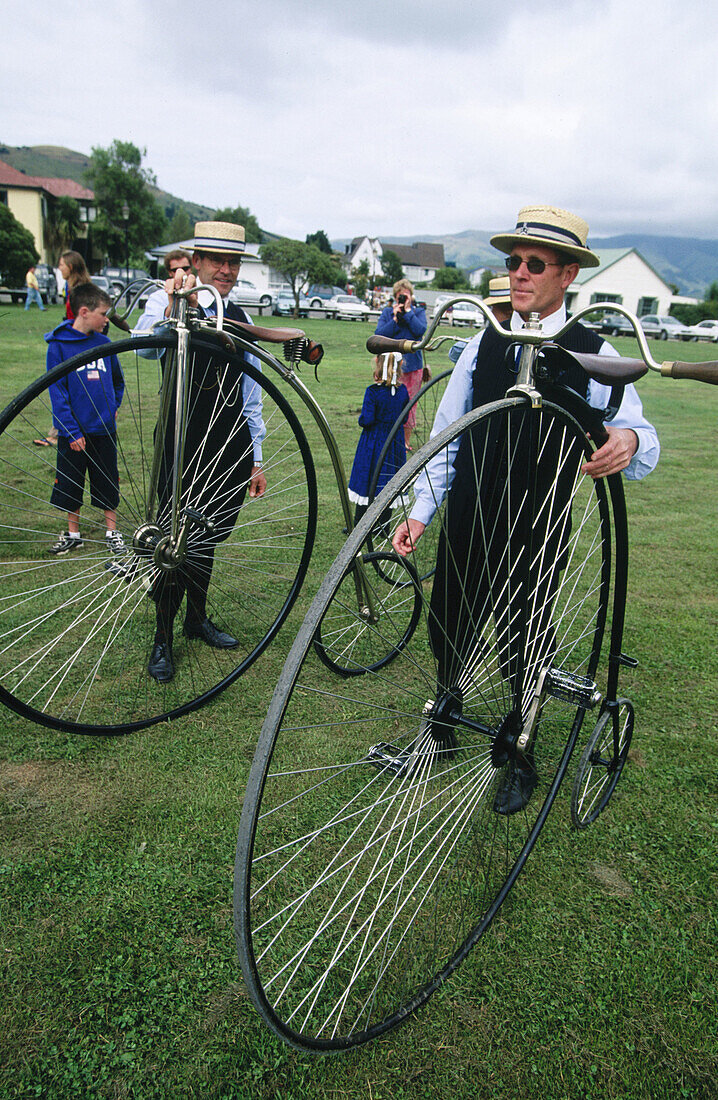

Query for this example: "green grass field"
[0,302,716,1098]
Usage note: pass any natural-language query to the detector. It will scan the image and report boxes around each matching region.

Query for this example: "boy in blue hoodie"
[45,283,126,555]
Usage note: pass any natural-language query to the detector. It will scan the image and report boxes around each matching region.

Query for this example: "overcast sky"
[3,0,716,242]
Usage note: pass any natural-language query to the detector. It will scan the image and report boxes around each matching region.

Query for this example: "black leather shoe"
[183,617,238,649]
[493,757,539,816]
[148,642,174,683]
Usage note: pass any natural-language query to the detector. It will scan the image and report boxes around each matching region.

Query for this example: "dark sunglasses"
[505,255,563,275]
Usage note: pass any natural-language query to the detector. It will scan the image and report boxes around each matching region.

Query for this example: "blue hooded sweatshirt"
[44,321,125,439]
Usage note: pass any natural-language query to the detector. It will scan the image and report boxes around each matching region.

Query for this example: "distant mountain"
[334,230,718,297]
[0,142,215,225]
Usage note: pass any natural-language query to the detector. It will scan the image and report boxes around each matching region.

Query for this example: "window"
[590,292,621,304]
[0,190,7,205]
[637,297,657,317]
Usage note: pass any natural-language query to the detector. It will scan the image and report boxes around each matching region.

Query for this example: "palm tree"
[44,197,84,263]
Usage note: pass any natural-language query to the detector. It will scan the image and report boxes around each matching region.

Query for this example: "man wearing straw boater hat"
[392,204,659,813]
[139,221,268,683]
[482,274,512,323]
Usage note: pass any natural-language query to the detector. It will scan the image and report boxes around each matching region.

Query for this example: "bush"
[0,203,39,286]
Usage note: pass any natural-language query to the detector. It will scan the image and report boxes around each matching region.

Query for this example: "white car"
[450,299,484,327]
[431,294,456,321]
[688,318,718,342]
[228,278,276,309]
[327,294,370,321]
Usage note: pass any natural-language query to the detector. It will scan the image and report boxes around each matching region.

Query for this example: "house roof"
[0,160,94,201]
[348,236,445,270]
[382,241,445,269]
[573,247,670,289]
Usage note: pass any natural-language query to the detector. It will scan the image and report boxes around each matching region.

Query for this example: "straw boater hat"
[192,221,245,255]
[490,205,600,268]
[483,275,511,308]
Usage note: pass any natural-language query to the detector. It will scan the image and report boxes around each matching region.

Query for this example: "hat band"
[489,288,508,297]
[193,236,245,253]
[513,220,584,249]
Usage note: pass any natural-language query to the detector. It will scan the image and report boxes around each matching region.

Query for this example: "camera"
[396,293,408,307]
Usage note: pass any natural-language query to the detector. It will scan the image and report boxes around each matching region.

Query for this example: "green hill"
[0,142,215,226]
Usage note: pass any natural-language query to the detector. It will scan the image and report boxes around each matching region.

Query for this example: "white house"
[565,248,673,316]
[344,237,445,284]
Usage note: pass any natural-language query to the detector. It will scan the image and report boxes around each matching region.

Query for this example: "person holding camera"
[374,278,427,448]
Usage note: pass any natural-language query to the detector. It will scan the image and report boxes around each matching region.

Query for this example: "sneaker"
[48,532,83,555]
[106,531,127,555]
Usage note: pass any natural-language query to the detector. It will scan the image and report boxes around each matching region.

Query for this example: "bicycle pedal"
[543,668,602,709]
[367,742,415,775]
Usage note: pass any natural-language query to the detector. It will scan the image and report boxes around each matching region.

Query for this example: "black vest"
[469,316,604,410]
[453,317,604,491]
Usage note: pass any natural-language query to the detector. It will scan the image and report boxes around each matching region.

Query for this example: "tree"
[260,239,344,316]
[168,205,193,243]
[43,196,83,263]
[433,266,469,291]
[85,140,168,264]
[0,202,39,285]
[213,204,262,244]
[477,269,497,298]
[305,230,332,254]
[353,259,370,300]
[380,249,404,286]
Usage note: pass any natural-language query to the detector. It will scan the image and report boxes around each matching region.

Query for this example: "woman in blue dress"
[348,354,409,528]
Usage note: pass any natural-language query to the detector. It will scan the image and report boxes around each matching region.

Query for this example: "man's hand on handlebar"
[392,517,426,557]
[164,270,197,315]
[581,426,638,479]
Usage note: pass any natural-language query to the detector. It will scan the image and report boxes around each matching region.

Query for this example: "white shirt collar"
[510,302,567,337]
[195,279,228,309]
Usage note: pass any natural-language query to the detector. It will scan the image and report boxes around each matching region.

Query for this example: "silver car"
[228,278,276,309]
[639,314,693,341]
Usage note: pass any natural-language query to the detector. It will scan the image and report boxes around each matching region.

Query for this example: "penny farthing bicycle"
[234,301,718,1051]
[0,282,451,734]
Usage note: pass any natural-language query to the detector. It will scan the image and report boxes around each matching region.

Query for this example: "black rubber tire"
[570,699,634,828]
[312,550,422,676]
[235,397,612,1050]
[0,332,317,734]
[260,295,272,307]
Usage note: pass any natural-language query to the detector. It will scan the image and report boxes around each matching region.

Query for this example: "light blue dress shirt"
[410,304,660,528]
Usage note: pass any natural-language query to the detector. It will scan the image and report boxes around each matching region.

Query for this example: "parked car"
[101,266,152,296]
[639,314,693,341]
[595,312,635,337]
[326,294,370,321]
[274,290,310,317]
[90,275,120,302]
[306,285,345,308]
[228,278,276,309]
[450,300,484,327]
[687,318,718,342]
[3,263,58,305]
[431,294,456,321]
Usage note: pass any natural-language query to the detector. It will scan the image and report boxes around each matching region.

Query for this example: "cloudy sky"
[2,0,716,241]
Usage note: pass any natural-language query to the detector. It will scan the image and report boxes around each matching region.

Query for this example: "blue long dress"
[348,382,409,505]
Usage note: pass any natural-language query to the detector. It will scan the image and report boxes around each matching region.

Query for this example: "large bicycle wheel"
[0,333,316,733]
[235,397,613,1050]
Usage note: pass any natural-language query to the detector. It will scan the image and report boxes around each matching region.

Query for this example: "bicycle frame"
[127,281,382,623]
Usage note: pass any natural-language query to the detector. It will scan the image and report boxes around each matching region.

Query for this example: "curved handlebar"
[366,297,718,386]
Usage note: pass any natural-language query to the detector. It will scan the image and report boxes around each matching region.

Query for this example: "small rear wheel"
[312,551,422,676]
[571,699,634,828]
